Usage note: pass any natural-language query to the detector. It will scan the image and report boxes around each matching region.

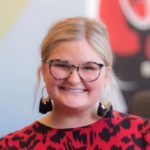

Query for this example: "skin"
[39,39,111,129]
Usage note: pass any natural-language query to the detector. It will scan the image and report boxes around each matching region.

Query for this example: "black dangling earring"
[97,102,113,118]
[39,87,53,114]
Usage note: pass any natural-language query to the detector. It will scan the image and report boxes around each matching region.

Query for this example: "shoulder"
[111,110,150,145]
[0,121,41,149]
[111,110,149,131]
[101,110,150,148]
[113,110,149,126]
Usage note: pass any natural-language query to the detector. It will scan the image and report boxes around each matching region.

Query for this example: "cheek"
[43,66,63,98]
[45,79,54,94]
[45,77,62,97]
[87,77,107,100]
[93,81,105,94]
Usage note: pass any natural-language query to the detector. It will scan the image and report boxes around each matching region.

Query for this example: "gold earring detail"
[39,87,53,114]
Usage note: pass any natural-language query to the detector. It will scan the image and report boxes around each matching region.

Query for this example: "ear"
[41,64,47,82]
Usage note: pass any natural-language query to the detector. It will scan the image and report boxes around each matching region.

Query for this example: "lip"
[59,87,87,93]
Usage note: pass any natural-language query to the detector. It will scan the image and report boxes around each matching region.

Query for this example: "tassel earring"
[97,102,113,118]
[39,87,53,114]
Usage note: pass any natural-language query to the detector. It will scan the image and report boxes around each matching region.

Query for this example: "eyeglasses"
[45,59,106,82]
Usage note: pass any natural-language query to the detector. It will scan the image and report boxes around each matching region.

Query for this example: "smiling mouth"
[60,87,87,93]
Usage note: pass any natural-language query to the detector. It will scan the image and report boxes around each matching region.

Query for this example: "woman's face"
[42,39,110,113]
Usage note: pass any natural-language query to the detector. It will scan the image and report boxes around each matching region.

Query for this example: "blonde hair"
[35,17,116,103]
[41,17,113,65]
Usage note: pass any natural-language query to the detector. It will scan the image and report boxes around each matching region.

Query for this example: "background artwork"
[0,0,30,39]
[99,0,150,112]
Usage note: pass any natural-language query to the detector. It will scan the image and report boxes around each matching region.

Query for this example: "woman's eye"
[83,66,95,70]
[54,63,71,69]
[55,64,68,67]
[56,64,66,67]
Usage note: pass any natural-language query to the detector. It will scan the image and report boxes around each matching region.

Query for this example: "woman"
[0,17,149,149]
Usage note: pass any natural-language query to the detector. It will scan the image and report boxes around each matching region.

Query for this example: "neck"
[39,105,101,129]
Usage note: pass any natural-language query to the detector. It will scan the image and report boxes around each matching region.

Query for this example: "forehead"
[48,39,103,63]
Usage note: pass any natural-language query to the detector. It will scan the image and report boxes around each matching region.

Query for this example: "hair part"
[41,17,113,66]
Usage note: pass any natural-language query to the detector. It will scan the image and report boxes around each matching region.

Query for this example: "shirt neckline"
[35,116,109,131]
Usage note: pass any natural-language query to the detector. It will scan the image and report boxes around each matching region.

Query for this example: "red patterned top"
[0,111,149,150]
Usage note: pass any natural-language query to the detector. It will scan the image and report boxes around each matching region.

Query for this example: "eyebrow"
[47,59,105,66]
[48,59,70,63]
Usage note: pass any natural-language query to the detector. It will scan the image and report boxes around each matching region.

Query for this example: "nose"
[67,69,82,84]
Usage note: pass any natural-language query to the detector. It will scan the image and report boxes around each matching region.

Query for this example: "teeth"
[61,87,85,93]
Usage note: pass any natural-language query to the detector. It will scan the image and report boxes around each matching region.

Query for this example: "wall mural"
[99,0,150,115]
[0,0,29,39]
